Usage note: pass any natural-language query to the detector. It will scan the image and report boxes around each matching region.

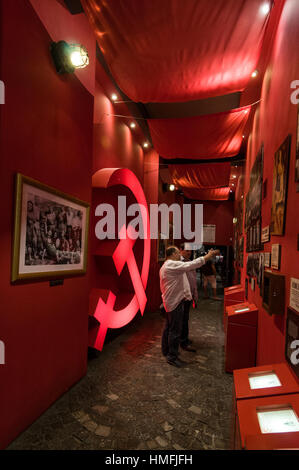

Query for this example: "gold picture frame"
[11,173,90,282]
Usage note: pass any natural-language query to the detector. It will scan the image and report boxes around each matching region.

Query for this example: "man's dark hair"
[166,246,178,258]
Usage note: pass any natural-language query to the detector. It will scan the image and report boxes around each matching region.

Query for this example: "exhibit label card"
[257,408,299,434]
[290,278,299,313]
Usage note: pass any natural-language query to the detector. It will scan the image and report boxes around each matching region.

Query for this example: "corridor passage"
[8,297,233,450]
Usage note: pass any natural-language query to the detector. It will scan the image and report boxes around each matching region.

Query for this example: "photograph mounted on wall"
[245,145,263,252]
[270,135,291,235]
[11,173,90,282]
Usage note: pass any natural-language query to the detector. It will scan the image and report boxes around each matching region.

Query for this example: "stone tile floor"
[8,296,233,450]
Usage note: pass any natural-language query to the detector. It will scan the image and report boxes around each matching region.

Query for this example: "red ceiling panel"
[148,106,251,159]
[82,0,273,103]
[169,163,231,189]
[184,187,231,201]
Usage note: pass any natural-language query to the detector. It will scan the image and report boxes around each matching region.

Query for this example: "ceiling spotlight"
[50,41,89,74]
[232,175,237,179]
[244,110,249,114]
[233,218,237,224]
[130,122,136,129]
[169,184,175,192]
[251,70,258,78]
[232,183,235,186]
[111,93,118,101]
[242,135,245,139]
[143,142,149,148]
[260,3,271,16]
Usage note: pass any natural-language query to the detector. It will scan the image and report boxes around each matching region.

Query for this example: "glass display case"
[232,363,299,449]
[235,394,299,449]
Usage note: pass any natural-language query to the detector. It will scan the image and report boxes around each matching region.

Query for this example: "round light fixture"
[143,142,149,148]
[169,184,175,192]
[70,45,89,68]
[50,41,89,74]
[251,70,258,78]
[260,3,271,16]
[111,93,118,101]
[130,122,136,129]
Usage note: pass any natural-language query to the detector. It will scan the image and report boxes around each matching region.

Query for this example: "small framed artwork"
[261,226,270,244]
[271,244,281,270]
[11,173,90,282]
[270,135,291,235]
[264,252,271,268]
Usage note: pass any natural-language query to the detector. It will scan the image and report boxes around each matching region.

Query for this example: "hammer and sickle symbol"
[90,168,151,350]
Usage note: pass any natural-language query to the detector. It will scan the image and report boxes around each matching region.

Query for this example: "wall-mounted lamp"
[50,41,89,74]
[162,183,176,192]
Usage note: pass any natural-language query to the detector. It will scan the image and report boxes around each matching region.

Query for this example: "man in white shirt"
[160,246,219,367]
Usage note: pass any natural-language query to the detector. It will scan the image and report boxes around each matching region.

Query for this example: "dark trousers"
[161,301,184,361]
[180,300,192,347]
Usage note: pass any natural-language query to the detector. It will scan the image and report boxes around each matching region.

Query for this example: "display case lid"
[237,393,299,448]
[224,284,242,293]
[234,363,299,400]
[224,288,245,300]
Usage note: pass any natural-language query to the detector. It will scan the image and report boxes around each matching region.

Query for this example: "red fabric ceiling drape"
[82,0,272,103]
[184,187,231,201]
[169,163,231,189]
[148,106,251,159]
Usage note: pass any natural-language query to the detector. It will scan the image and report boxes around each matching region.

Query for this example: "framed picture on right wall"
[270,135,291,235]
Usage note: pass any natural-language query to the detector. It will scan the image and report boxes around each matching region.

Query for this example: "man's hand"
[204,249,220,262]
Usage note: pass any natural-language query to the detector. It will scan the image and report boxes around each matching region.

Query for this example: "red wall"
[0,0,93,449]
[238,0,299,365]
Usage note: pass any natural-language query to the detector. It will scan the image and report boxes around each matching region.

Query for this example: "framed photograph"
[264,252,271,268]
[270,135,291,235]
[261,225,270,244]
[271,243,281,270]
[11,173,90,282]
[245,145,263,251]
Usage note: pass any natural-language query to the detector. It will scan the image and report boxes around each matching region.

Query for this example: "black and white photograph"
[12,174,90,281]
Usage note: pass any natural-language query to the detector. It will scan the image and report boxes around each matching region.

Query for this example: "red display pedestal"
[231,363,299,449]
[225,303,258,373]
[224,284,242,294]
[234,394,299,449]
[223,287,245,327]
